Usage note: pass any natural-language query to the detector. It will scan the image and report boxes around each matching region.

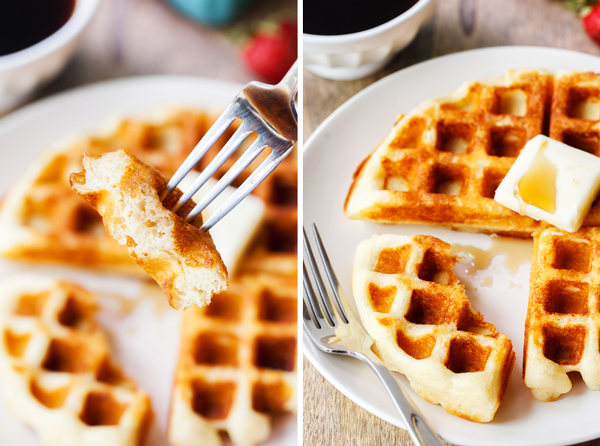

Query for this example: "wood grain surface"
[302,1,600,446]
[33,0,296,100]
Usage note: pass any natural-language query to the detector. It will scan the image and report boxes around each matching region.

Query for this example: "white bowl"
[303,0,438,80]
[0,0,100,114]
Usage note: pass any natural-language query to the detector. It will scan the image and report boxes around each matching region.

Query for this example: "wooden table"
[303,1,600,445]
[34,0,296,100]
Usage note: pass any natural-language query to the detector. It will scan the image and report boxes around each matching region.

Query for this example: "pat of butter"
[178,173,265,275]
[494,134,600,232]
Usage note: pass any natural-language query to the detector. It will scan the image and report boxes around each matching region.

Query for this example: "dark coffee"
[304,0,419,36]
[0,0,76,56]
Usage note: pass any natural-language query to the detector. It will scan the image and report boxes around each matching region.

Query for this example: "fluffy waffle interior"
[70,150,228,311]
[345,70,600,237]
[352,234,515,422]
[169,154,297,446]
[0,275,152,446]
[524,226,600,401]
[0,109,241,275]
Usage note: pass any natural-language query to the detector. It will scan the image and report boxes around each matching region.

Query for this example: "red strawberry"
[242,21,297,84]
[583,2,600,43]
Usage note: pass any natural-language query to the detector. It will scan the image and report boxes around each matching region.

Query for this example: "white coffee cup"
[0,0,100,114]
[303,0,438,81]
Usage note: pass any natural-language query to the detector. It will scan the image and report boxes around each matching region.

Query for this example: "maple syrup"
[517,142,558,214]
[0,0,76,56]
[453,237,533,276]
[303,0,420,36]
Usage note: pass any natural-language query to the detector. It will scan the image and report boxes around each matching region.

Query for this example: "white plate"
[303,46,600,446]
[0,76,296,446]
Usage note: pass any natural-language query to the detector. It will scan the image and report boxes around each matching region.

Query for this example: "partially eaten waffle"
[0,108,239,275]
[169,153,297,446]
[70,150,228,310]
[0,275,152,446]
[352,234,515,422]
[345,70,600,237]
[524,226,600,401]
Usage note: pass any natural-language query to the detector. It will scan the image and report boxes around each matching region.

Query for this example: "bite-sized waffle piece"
[345,69,554,237]
[0,275,152,446]
[524,226,600,401]
[352,234,515,422]
[70,150,228,310]
[548,71,600,227]
[0,108,238,275]
[169,272,297,446]
[169,151,297,446]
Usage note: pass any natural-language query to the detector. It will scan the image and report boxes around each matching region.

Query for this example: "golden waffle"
[70,150,228,310]
[549,71,600,227]
[0,109,239,275]
[169,153,297,445]
[352,234,515,422]
[345,69,555,237]
[524,226,600,401]
[242,151,298,277]
[169,272,297,446]
[201,139,298,276]
[0,275,152,446]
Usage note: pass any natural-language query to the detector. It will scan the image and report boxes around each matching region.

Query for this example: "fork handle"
[277,61,298,99]
[355,352,445,446]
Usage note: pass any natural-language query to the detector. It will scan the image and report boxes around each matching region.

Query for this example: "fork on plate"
[159,61,298,231]
[303,223,444,446]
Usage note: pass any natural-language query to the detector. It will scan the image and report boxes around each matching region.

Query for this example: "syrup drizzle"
[516,141,558,214]
[453,237,533,276]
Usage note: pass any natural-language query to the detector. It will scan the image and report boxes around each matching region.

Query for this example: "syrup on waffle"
[0,109,240,275]
[0,275,152,446]
[524,226,600,401]
[352,234,515,422]
[169,153,297,445]
[345,69,558,237]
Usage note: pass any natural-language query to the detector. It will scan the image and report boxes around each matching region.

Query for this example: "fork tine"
[303,226,338,327]
[198,142,295,230]
[159,107,238,202]
[302,300,313,323]
[303,263,324,328]
[182,137,268,222]
[311,223,349,324]
[170,121,254,214]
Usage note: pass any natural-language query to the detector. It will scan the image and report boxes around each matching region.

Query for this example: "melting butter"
[495,135,600,232]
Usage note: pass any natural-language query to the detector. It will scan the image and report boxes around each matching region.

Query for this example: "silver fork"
[303,223,444,446]
[159,61,298,231]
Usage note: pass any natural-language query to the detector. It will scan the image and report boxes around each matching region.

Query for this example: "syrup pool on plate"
[303,0,419,36]
[0,0,76,56]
